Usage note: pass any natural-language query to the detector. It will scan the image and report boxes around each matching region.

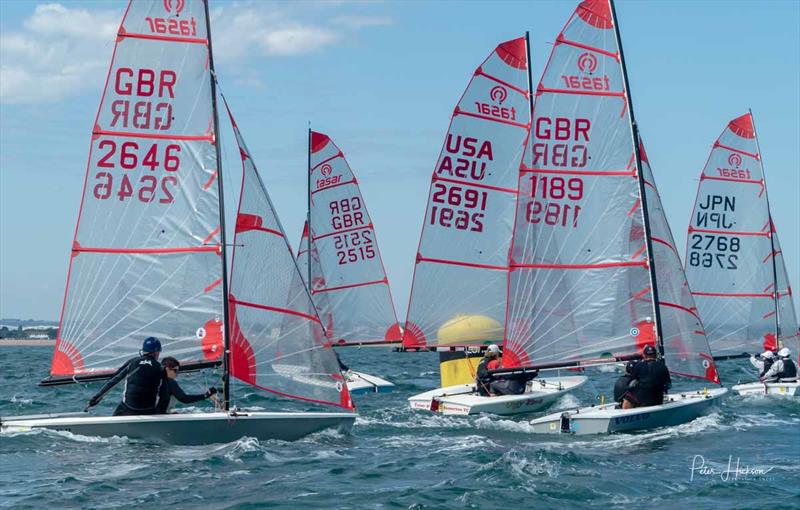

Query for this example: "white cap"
[778,347,791,358]
[487,344,500,354]
[762,350,775,359]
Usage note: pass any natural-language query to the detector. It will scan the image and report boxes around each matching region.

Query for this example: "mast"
[525,31,534,119]
[609,0,665,357]
[750,109,782,345]
[307,127,313,293]
[204,0,231,411]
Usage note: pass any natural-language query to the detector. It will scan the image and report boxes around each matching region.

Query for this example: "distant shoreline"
[0,339,55,347]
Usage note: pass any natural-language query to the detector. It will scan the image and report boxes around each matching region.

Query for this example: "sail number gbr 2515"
[688,234,739,270]
[93,141,179,204]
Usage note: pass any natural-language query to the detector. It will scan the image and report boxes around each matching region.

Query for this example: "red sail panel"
[52,0,224,376]
[308,132,401,345]
[225,102,352,410]
[403,37,531,349]
[685,113,797,356]
[296,220,334,334]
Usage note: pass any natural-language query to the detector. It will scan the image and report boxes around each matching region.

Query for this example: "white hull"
[1,411,356,445]
[731,380,799,396]
[408,376,588,416]
[529,387,728,435]
[346,371,395,395]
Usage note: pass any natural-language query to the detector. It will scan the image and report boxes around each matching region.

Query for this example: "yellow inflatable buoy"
[436,314,503,345]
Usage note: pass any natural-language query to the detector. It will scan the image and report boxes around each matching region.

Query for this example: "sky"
[0,0,798,323]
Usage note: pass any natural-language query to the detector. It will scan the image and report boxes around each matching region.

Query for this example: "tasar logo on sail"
[145,0,197,37]
[474,85,518,121]
[560,52,610,92]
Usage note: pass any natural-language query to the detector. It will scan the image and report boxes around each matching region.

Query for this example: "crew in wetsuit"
[476,345,502,396]
[613,362,635,405]
[761,347,798,382]
[86,337,164,416]
[622,344,671,409]
[156,357,217,414]
[750,350,775,378]
[334,350,350,373]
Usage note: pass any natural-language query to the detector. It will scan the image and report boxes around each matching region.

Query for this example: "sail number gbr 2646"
[93,141,180,204]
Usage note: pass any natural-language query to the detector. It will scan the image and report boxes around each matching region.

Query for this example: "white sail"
[225,105,353,410]
[685,112,799,357]
[307,132,401,345]
[403,37,531,349]
[52,0,224,375]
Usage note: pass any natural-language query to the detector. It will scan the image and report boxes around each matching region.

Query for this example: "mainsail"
[505,0,718,383]
[403,37,532,349]
[305,132,401,345]
[52,0,224,376]
[226,106,352,409]
[685,113,800,357]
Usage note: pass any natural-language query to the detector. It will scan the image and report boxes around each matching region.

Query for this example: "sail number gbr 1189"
[93,140,180,204]
[525,175,583,228]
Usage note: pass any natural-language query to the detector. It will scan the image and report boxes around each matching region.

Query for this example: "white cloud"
[1,2,393,105]
[331,15,393,29]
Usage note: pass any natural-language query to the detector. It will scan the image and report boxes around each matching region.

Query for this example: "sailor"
[156,357,218,414]
[622,344,671,409]
[86,337,165,416]
[750,350,775,378]
[761,347,798,382]
[475,344,502,396]
[613,361,635,405]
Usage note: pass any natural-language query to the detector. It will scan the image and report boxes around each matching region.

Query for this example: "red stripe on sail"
[72,245,217,255]
[313,278,387,294]
[700,174,763,186]
[511,261,647,270]
[521,167,635,177]
[762,311,776,320]
[538,86,624,98]
[453,107,529,129]
[433,175,517,194]
[310,152,343,172]
[313,224,372,241]
[556,35,619,60]
[474,68,529,96]
[713,142,759,160]
[230,297,322,325]
[118,29,208,45]
[659,301,701,321]
[417,254,508,271]
[204,278,223,294]
[202,170,218,190]
[692,291,772,298]
[688,227,769,237]
[94,129,213,142]
[311,178,356,195]
[203,226,220,245]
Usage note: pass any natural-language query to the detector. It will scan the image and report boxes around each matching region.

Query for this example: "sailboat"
[296,131,401,394]
[1,0,355,444]
[404,34,587,416]
[522,0,726,435]
[685,112,800,396]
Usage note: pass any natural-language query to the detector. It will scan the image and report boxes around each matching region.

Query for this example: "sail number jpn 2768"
[689,195,739,270]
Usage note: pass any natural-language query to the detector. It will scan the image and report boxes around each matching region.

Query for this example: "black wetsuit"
[759,357,774,378]
[335,351,349,372]
[614,375,633,403]
[779,358,797,380]
[475,357,494,396]
[624,358,671,407]
[90,355,164,416]
[156,376,208,414]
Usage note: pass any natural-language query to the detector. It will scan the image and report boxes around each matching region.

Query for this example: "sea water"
[1,346,798,509]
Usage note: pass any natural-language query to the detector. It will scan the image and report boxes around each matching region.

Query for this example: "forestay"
[307,133,401,345]
[225,105,353,410]
[403,37,532,348]
[52,0,224,376]
[505,0,718,383]
[686,113,799,357]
